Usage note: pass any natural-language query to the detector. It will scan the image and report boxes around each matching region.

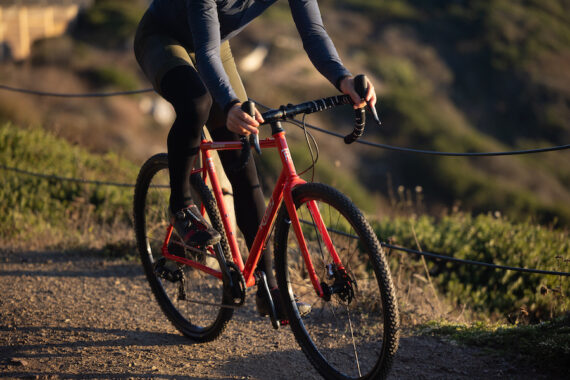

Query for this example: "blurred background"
[1,0,569,322]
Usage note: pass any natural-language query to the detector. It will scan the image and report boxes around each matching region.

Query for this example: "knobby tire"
[274,183,400,379]
[133,153,233,342]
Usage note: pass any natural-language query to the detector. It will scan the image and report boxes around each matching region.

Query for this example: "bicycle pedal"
[280,320,290,326]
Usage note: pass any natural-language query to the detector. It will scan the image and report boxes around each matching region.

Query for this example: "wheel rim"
[285,196,388,379]
[141,163,226,334]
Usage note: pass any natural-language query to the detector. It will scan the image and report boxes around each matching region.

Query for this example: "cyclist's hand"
[226,103,264,135]
[340,76,377,109]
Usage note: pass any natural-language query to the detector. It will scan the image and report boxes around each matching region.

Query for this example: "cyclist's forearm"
[289,0,351,87]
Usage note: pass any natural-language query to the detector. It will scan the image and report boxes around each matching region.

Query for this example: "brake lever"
[354,74,381,128]
[367,101,381,127]
[241,101,262,155]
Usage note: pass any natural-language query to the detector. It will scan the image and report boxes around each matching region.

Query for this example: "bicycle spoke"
[346,305,362,378]
[276,183,398,379]
[134,154,233,342]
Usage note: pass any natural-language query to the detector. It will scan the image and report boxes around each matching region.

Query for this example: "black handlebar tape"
[241,100,256,117]
[344,107,365,144]
[354,74,367,98]
[344,74,367,144]
[241,101,262,155]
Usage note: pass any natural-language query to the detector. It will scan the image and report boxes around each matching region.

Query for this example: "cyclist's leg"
[135,14,221,247]
[160,66,211,213]
[135,11,210,214]
[206,42,278,290]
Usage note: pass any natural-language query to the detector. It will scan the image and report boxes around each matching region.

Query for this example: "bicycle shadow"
[0,249,143,279]
[0,325,205,379]
[0,323,321,379]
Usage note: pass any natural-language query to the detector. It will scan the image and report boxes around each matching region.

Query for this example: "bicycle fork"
[283,191,349,300]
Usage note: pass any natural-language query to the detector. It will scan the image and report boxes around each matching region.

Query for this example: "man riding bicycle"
[134,0,376,318]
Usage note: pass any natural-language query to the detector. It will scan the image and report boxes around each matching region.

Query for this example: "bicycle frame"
[161,124,347,297]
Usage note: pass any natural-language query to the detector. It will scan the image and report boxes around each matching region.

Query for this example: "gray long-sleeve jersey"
[149,0,351,109]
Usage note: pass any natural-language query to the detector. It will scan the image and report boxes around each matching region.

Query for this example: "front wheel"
[274,183,399,379]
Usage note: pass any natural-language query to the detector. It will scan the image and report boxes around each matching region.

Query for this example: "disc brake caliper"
[321,264,356,304]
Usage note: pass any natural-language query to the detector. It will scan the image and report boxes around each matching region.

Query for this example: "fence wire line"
[294,119,570,156]
[0,84,154,97]
[1,83,568,156]
[0,164,135,187]
[382,243,570,277]
[3,163,569,277]
[252,100,570,157]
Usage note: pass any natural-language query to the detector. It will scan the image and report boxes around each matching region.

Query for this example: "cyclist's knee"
[161,65,213,126]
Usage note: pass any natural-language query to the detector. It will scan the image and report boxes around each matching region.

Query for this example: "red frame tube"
[161,132,339,298]
[161,225,223,279]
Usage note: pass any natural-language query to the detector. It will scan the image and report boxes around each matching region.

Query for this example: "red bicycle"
[133,75,399,379]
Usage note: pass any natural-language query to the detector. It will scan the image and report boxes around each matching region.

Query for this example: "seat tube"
[202,148,245,270]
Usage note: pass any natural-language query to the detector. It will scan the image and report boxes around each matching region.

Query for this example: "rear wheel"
[274,183,399,379]
[133,153,233,342]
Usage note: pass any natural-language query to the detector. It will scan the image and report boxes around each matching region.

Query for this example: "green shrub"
[369,56,570,226]
[340,0,418,20]
[0,123,138,248]
[77,0,146,48]
[374,213,570,320]
[83,66,139,90]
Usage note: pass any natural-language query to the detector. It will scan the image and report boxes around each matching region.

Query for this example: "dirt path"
[0,249,554,379]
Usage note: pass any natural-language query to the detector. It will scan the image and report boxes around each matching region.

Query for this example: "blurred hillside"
[0,0,569,225]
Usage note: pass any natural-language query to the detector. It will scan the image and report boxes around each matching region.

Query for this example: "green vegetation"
[419,316,570,375]
[375,213,570,321]
[340,0,419,20]
[355,1,570,226]
[77,0,147,48]
[0,123,138,249]
[83,66,139,91]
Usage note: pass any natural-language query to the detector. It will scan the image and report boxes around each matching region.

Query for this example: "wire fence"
[1,83,569,155]
[0,84,154,98]
[1,83,569,277]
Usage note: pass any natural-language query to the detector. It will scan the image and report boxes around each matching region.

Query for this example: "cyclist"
[134,0,376,318]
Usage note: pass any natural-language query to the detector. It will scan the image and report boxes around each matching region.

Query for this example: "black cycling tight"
[160,65,276,289]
